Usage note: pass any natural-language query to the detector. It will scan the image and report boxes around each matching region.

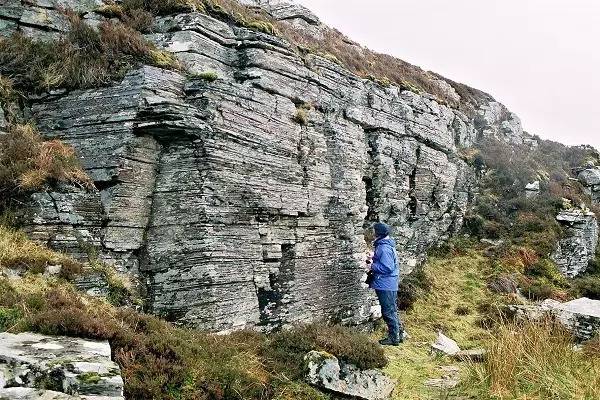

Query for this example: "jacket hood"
[374,237,395,247]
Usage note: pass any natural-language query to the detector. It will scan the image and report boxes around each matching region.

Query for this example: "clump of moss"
[193,70,219,82]
[78,372,102,384]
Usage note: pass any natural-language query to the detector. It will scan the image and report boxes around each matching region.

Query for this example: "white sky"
[296,0,600,150]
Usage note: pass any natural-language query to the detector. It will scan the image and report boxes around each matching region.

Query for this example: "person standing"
[367,222,404,346]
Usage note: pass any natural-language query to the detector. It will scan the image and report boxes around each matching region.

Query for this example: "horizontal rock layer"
[551,209,598,277]
[4,2,529,331]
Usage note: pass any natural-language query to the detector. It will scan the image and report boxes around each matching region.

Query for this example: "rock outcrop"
[551,209,598,277]
[578,167,600,205]
[512,298,600,340]
[0,332,124,400]
[3,0,530,331]
[304,351,396,400]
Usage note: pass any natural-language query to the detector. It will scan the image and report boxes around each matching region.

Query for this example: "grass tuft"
[0,17,178,93]
[467,318,600,399]
[0,225,83,280]
[0,123,93,197]
[193,70,219,82]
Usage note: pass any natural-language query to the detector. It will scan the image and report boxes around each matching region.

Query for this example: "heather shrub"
[267,323,387,378]
[0,273,381,399]
[397,266,432,311]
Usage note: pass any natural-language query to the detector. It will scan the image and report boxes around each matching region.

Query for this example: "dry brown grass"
[0,226,82,279]
[0,123,93,197]
[468,318,600,399]
[0,16,179,92]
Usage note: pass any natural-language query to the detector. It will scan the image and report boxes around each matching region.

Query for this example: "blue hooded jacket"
[369,237,399,291]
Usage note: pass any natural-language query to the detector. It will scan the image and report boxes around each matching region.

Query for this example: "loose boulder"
[512,297,600,340]
[0,332,124,400]
[431,332,461,356]
[304,351,396,400]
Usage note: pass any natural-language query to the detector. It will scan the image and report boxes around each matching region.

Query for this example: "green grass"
[192,70,219,82]
[383,250,493,399]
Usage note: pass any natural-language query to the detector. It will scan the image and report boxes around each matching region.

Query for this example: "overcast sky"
[296,0,600,150]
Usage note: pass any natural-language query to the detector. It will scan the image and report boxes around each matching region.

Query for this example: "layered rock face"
[551,209,599,277]
[578,167,600,205]
[4,1,527,331]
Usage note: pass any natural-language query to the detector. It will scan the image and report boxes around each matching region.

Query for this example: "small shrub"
[122,8,155,33]
[267,323,386,379]
[524,258,565,285]
[397,266,432,310]
[0,306,21,331]
[244,20,276,35]
[122,0,206,16]
[0,17,178,92]
[95,3,124,18]
[518,275,567,301]
[292,108,308,126]
[572,275,600,300]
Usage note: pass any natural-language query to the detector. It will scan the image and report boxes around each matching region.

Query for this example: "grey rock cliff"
[551,209,598,277]
[3,2,529,331]
[512,298,600,340]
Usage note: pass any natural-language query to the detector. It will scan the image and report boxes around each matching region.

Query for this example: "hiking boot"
[378,337,400,346]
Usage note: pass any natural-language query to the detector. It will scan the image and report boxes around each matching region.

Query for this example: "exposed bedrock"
[551,209,599,278]
[6,5,530,331]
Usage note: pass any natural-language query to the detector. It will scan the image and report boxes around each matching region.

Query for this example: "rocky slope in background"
[1,0,583,333]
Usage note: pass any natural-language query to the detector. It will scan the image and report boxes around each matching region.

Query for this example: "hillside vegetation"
[0,226,386,400]
[0,0,486,109]
[462,137,600,302]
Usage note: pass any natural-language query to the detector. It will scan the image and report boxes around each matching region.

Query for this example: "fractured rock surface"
[304,351,396,400]
[578,167,600,205]
[3,2,529,331]
[512,298,600,340]
[551,209,599,277]
[0,332,124,400]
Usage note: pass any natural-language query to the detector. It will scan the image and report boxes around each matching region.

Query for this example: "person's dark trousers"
[375,289,402,342]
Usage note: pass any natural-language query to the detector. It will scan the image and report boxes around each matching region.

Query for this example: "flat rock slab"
[453,349,487,363]
[431,332,461,356]
[305,351,396,400]
[0,388,79,399]
[0,332,124,400]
